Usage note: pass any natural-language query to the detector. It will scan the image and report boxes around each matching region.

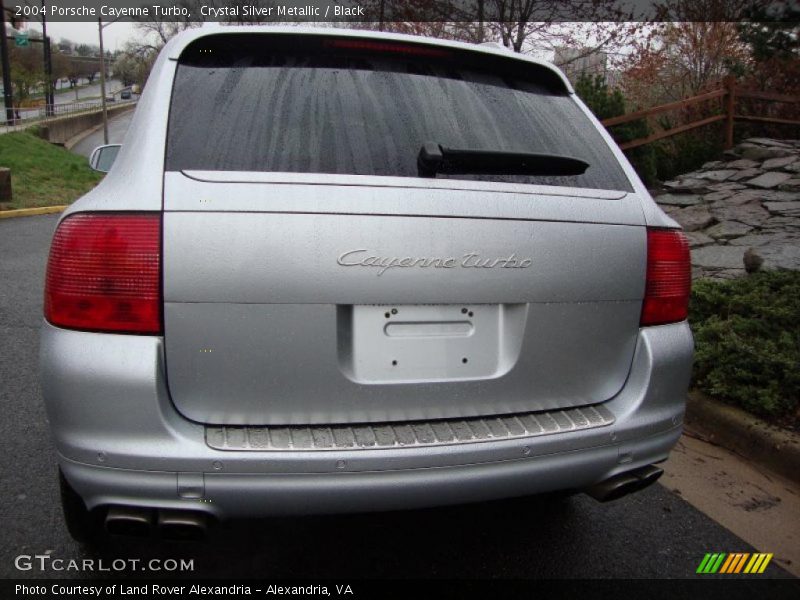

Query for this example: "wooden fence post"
[724,76,736,149]
[0,168,11,203]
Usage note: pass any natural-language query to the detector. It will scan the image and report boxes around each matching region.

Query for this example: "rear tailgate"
[161,32,645,425]
[163,174,645,425]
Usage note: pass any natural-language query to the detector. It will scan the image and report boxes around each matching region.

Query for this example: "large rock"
[777,179,800,191]
[710,203,771,227]
[744,138,793,148]
[761,216,800,231]
[700,169,738,182]
[691,245,748,270]
[685,231,715,248]
[728,232,800,247]
[727,168,763,182]
[746,171,793,188]
[673,205,717,231]
[703,190,735,202]
[705,221,754,240]
[701,160,724,169]
[663,178,710,192]
[707,182,746,192]
[721,190,764,206]
[739,144,794,160]
[654,193,703,207]
[725,158,760,169]
[757,190,800,202]
[764,201,800,217]
[761,155,798,170]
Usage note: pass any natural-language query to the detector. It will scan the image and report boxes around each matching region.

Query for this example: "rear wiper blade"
[417,142,589,178]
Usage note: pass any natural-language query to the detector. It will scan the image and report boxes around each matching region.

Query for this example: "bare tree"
[353,0,638,58]
[133,0,204,53]
[483,1,634,55]
[623,0,754,104]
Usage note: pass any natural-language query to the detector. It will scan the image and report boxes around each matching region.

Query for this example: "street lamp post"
[0,0,15,125]
[98,17,108,144]
[97,16,120,145]
[41,0,53,116]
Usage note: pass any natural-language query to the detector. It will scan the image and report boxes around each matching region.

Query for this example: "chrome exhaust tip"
[104,506,154,537]
[157,509,207,541]
[585,465,664,502]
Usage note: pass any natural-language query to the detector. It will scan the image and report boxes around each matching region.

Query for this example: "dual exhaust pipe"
[104,464,663,539]
[105,507,208,541]
[585,465,664,502]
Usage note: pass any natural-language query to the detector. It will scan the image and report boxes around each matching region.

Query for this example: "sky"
[27,21,139,52]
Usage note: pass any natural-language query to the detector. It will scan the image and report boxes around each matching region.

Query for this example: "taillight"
[44,213,161,334]
[640,228,691,327]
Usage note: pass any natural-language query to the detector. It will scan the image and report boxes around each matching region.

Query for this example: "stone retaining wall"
[652,138,800,279]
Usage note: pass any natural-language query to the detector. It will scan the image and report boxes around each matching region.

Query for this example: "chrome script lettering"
[337,250,532,276]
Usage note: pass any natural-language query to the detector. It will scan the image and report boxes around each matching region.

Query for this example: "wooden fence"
[600,76,800,150]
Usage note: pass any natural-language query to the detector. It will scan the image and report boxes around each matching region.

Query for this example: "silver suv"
[41,27,693,542]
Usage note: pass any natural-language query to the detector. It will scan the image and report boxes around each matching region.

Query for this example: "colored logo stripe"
[719,554,736,573]
[697,553,773,574]
[733,553,750,573]
[720,553,747,573]
[697,553,726,573]
[744,553,773,574]
[696,554,713,573]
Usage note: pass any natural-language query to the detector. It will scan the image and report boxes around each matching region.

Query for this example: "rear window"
[166,35,632,192]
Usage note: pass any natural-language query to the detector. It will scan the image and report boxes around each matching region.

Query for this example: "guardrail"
[1,99,137,134]
[600,77,800,150]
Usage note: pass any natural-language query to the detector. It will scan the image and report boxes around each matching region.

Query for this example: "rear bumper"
[58,426,681,517]
[40,321,693,518]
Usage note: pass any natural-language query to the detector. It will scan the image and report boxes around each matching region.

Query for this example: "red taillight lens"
[641,228,691,327]
[44,213,162,334]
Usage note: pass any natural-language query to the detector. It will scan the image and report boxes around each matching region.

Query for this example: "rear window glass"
[166,35,632,192]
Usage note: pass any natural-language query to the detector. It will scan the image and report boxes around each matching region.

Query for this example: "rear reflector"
[44,213,161,334]
[641,228,691,327]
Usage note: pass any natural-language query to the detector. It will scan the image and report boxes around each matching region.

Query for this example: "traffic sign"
[15,32,29,48]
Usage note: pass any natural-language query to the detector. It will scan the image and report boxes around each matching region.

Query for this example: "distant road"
[52,79,123,105]
[71,109,135,158]
[18,80,123,120]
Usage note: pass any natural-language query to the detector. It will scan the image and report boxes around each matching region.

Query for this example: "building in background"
[554,46,620,88]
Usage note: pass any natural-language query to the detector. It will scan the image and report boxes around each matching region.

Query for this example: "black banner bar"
[3,578,800,600]
[4,1,791,23]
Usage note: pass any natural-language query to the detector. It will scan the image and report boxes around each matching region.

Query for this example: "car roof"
[163,25,574,94]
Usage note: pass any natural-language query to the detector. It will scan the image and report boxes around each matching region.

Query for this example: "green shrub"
[652,126,726,182]
[574,74,658,185]
[690,272,800,419]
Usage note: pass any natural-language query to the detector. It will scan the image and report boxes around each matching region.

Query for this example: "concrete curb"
[63,104,136,151]
[685,390,800,484]
[0,206,67,219]
[63,121,106,151]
